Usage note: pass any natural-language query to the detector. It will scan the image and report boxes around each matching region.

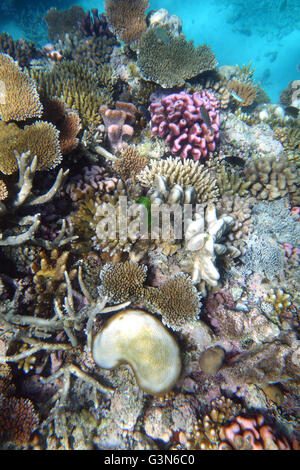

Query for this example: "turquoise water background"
[1,0,300,103]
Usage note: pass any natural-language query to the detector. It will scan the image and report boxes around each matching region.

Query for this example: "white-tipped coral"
[92,308,182,394]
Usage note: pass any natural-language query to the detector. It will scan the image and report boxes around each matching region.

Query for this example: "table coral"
[137,28,217,88]
[105,0,149,44]
[150,90,220,161]
[0,52,43,122]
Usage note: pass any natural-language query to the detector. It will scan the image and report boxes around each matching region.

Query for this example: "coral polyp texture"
[150,90,220,161]
[0,52,43,121]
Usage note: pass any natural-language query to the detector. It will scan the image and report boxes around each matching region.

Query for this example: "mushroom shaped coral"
[93,308,182,394]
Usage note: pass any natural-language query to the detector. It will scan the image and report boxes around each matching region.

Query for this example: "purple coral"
[150,90,220,161]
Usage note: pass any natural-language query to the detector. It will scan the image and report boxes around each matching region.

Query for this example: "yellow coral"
[0,52,43,122]
[0,120,62,174]
[0,180,8,201]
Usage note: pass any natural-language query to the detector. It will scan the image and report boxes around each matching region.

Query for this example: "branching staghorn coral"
[0,52,43,121]
[0,151,69,245]
[105,0,149,44]
[137,28,217,88]
[137,157,219,205]
[113,145,148,182]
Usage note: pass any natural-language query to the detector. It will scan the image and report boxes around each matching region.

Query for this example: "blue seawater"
[1,0,299,102]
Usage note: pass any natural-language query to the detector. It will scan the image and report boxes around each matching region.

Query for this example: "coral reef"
[137,28,217,88]
[150,91,220,161]
[105,0,149,44]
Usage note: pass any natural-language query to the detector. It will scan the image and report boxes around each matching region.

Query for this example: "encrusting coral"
[137,27,217,88]
[0,52,43,122]
[105,0,149,44]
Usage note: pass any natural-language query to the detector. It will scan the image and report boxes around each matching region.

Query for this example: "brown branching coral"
[30,249,77,316]
[105,0,149,44]
[137,28,217,88]
[243,156,300,205]
[0,396,39,447]
[137,157,219,205]
[216,166,251,197]
[44,5,85,42]
[228,79,257,107]
[30,62,116,129]
[113,145,147,181]
[0,33,38,68]
[99,260,147,303]
[99,262,201,330]
[0,120,62,175]
[0,53,43,122]
[216,194,254,255]
[144,273,201,331]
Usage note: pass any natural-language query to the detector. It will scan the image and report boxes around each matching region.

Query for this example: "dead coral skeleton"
[0,151,70,247]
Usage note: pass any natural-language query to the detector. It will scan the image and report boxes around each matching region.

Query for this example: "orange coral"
[105,0,149,43]
[219,414,294,450]
[0,52,43,122]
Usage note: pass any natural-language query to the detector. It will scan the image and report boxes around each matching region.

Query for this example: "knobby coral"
[150,91,220,161]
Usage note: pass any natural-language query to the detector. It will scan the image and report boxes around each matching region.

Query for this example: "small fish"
[285,105,299,118]
[225,156,245,167]
[230,90,244,103]
[199,106,214,133]
[153,27,171,46]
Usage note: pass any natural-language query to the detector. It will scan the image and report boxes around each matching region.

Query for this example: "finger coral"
[105,0,149,44]
[150,90,220,161]
[93,308,182,394]
[243,156,300,205]
[0,52,43,122]
[137,156,219,205]
[137,28,217,88]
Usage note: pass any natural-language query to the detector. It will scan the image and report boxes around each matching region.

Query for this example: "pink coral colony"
[150,90,220,161]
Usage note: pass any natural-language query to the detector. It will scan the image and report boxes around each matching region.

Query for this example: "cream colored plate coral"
[93,308,182,394]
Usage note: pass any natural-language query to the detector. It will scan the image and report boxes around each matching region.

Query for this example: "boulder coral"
[92,308,182,394]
